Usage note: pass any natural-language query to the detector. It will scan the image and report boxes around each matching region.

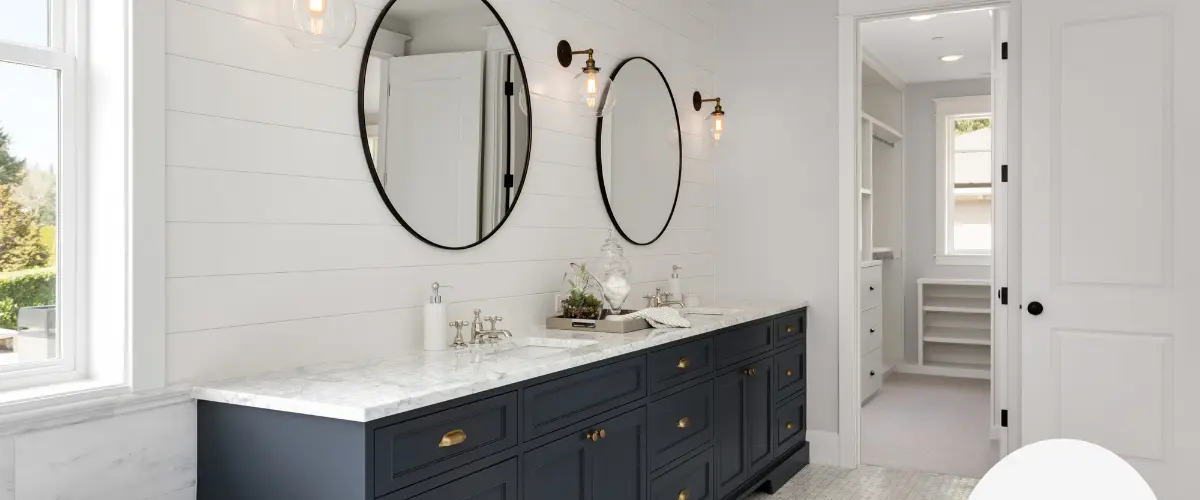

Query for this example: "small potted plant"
[560,263,603,320]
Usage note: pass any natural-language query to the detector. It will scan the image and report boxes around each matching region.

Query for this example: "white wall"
[714,0,840,434]
[163,0,719,384]
[902,78,991,361]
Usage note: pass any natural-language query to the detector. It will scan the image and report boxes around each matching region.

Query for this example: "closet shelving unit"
[917,278,991,379]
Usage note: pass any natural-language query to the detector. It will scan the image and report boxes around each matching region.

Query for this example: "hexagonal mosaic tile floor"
[746,465,978,500]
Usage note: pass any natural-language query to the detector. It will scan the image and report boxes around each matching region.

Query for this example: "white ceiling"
[384,0,484,19]
[861,9,994,84]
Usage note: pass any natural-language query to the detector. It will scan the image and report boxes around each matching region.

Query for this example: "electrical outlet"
[553,293,565,315]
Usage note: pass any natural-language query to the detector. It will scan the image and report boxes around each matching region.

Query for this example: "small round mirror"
[358,0,532,249]
[597,57,682,245]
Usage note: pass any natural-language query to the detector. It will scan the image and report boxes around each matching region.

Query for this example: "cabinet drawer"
[523,356,647,439]
[523,407,647,500]
[648,381,714,471]
[648,338,714,393]
[861,348,883,403]
[772,310,806,347]
[773,342,806,401]
[860,307,882,355]
[775,391,807,457]
[651,448,715,500]
[861,264,882,311]
[715,321,773,368]
[385,458,518,500]
[374,392,518,497]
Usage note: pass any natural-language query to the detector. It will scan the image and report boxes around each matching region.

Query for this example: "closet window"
[934,95,992,265]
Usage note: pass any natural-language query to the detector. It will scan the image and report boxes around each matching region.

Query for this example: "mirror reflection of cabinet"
[358,0,531,249]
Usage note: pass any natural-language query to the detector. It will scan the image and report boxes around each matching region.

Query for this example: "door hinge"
[1001,164,1008,182]
[504,82,514,96]
[1001,409,1009,428]
[504,174,514,188]
[1001,42,1009,60]
[998,287,1008,305]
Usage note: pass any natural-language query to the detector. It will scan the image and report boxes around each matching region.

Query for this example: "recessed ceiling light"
[910,14,937,21]
[932,36,945,40]
[940,54,964,62]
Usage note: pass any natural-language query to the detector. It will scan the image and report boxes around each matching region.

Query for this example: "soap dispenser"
[424,282,450,351]
[668,265,683,301]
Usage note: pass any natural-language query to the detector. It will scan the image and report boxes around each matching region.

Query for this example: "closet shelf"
[918,278,993,378]
[861,112,903,142]
[923,327,990,346]
[922,297,991,314]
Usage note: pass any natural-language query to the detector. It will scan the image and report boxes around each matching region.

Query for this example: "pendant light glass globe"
[280,0,357,51]
[573,68,616,118]
[706,110,726,145]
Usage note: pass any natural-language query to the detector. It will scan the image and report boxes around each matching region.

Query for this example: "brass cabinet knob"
[742,367,756,376]
[677,358,690,369]
[677,417,691,429]
[678,489,690,500]
[786,421,794,430]
[786,325,794,333]
[439,429,467,447]
[786,369,794,377]
[586,429,607,442]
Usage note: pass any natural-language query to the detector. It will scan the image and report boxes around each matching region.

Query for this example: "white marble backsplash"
[194,302,807,422]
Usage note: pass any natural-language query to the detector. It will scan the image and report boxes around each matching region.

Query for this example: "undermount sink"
[491,337,599,360]
[683,307,743,316]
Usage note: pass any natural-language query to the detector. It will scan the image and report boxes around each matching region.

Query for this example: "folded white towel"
[608,307,692,328]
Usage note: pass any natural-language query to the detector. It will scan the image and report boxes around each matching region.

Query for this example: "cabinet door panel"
[404,458,518,500]
[746,357,775,475]
[524,429,590,500]
[713,370,747,498]
[774,342,807,404]
[650,448,715,500]
[591,408,648,500]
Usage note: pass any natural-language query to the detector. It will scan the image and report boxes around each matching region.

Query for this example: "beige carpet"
[861,373,999,479]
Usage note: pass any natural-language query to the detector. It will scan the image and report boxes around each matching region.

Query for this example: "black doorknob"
[1027,301,1044,316]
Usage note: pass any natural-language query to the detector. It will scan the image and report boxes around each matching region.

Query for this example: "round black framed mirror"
[357,0,532,250]
[596,57,682,246]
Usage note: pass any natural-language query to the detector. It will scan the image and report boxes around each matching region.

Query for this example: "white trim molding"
[807,430,842,466]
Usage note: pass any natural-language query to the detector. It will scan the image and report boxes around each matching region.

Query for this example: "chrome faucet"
[643,287,684,309]
[469,309,513,345]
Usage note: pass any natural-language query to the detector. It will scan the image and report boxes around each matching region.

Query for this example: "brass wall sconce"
[557,40,616,117]
[693,91,726,145]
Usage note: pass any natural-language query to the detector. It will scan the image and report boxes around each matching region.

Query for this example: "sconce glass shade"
[573,68,616,117]
[279,0,357,51]
[706,111,725,145]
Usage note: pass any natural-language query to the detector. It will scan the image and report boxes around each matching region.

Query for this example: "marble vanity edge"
[192,302,808,423]
[0,385,194,437]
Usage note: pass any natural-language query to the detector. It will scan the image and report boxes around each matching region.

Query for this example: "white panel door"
[386,52,484,246]
[1022,1,1199,498]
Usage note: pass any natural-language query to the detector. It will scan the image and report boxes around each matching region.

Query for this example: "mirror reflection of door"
[359,0,531,249]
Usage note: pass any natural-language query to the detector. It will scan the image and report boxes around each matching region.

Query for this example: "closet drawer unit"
[715,320,773,369]
[383,458,519,500]
[772,310,806,347]
[861,348,883,403]
[860,307,882,355]
[650,448,715,500]
[860,264,882,311]
[523,356,647,439]
[648,338,714,393]
[775,391,807,457]
[773,343,806,401]
[374,392,519,497]
[647,381,714,471]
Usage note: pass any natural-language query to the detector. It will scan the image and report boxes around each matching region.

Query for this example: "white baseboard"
[807,430,840,466]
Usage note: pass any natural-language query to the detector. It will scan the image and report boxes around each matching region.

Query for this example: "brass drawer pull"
[786,421,795,430]
[677,417,691,429]
[742,367,756,376]
[786,325,794,333]
[786,369,794,377]
[678,357,690,369]
[586,429,607,442]
[439,429,467,448]
[678,489,690,500]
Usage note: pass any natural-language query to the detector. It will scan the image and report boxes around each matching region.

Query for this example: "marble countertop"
[192,302,807,422]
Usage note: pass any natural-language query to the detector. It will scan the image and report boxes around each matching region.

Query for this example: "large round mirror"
[597,57,682,246]
[358,0,532,249]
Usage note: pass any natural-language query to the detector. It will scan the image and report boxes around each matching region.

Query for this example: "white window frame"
[0,0,166,409]
[0,0,83,387]
[934,95,992,266]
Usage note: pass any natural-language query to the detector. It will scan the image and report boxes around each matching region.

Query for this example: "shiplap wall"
[163,0,719,383]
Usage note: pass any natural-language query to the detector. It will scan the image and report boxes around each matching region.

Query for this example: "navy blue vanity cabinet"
[523,407,648,500]
[198,307,809,500]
